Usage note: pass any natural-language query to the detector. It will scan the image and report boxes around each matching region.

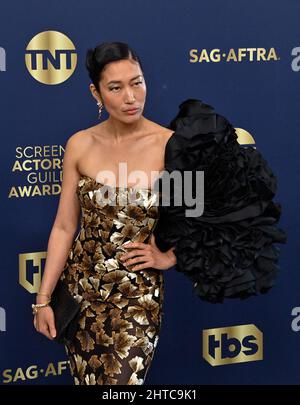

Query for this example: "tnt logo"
[25,30,77,85]
[203,324,263,366]
[0,307,6,332]
[19,252,47,293]
[0,47,6,71]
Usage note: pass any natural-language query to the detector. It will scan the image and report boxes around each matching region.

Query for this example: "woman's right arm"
[34,132,84,339]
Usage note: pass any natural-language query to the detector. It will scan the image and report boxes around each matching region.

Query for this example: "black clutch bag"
[50,279,81,345]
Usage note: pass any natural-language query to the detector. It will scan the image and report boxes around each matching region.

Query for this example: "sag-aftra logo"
[202,324,263,366]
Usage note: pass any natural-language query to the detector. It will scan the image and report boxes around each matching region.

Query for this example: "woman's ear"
[89,83,102,103]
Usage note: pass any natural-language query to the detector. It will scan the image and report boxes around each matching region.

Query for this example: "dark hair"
[85,41,144,93]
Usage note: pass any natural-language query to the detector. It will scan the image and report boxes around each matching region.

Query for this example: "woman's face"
[95,59,147,122]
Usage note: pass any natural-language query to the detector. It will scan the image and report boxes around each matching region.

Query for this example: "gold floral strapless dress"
[59,175,164,385]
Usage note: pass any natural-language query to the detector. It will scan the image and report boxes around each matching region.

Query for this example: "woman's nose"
[124,89,135,102]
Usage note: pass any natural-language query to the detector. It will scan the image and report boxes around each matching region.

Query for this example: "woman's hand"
[33,303,57,340]
[119,234,177,271]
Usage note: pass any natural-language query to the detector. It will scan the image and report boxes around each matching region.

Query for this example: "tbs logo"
[202,324,263,366]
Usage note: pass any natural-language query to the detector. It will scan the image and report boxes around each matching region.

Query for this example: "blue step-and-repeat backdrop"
[0,0,298,385]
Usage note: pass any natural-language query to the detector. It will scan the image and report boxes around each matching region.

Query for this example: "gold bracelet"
[32,300,51,315]
[37,292,51,299]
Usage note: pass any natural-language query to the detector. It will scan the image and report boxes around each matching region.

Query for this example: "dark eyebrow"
[107,75,142,85]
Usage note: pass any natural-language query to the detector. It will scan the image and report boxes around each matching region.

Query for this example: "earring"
[97,101,103,119]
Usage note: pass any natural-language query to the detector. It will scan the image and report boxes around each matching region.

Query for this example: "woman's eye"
[110,81,142,91]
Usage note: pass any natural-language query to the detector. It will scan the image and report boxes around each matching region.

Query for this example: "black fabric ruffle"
[153,99,287,303]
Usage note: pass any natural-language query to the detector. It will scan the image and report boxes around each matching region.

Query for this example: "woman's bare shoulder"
[161,128,175,148]
[65,123,103,149]
[146,120,175,141]
[161,126,175,136]
[157,125,175,146]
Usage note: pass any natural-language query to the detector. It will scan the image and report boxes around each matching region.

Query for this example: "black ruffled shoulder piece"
[153,99,287,303]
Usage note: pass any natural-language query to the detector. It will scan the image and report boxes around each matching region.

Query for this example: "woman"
[33,41,286,385]
[33,42,177,385]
